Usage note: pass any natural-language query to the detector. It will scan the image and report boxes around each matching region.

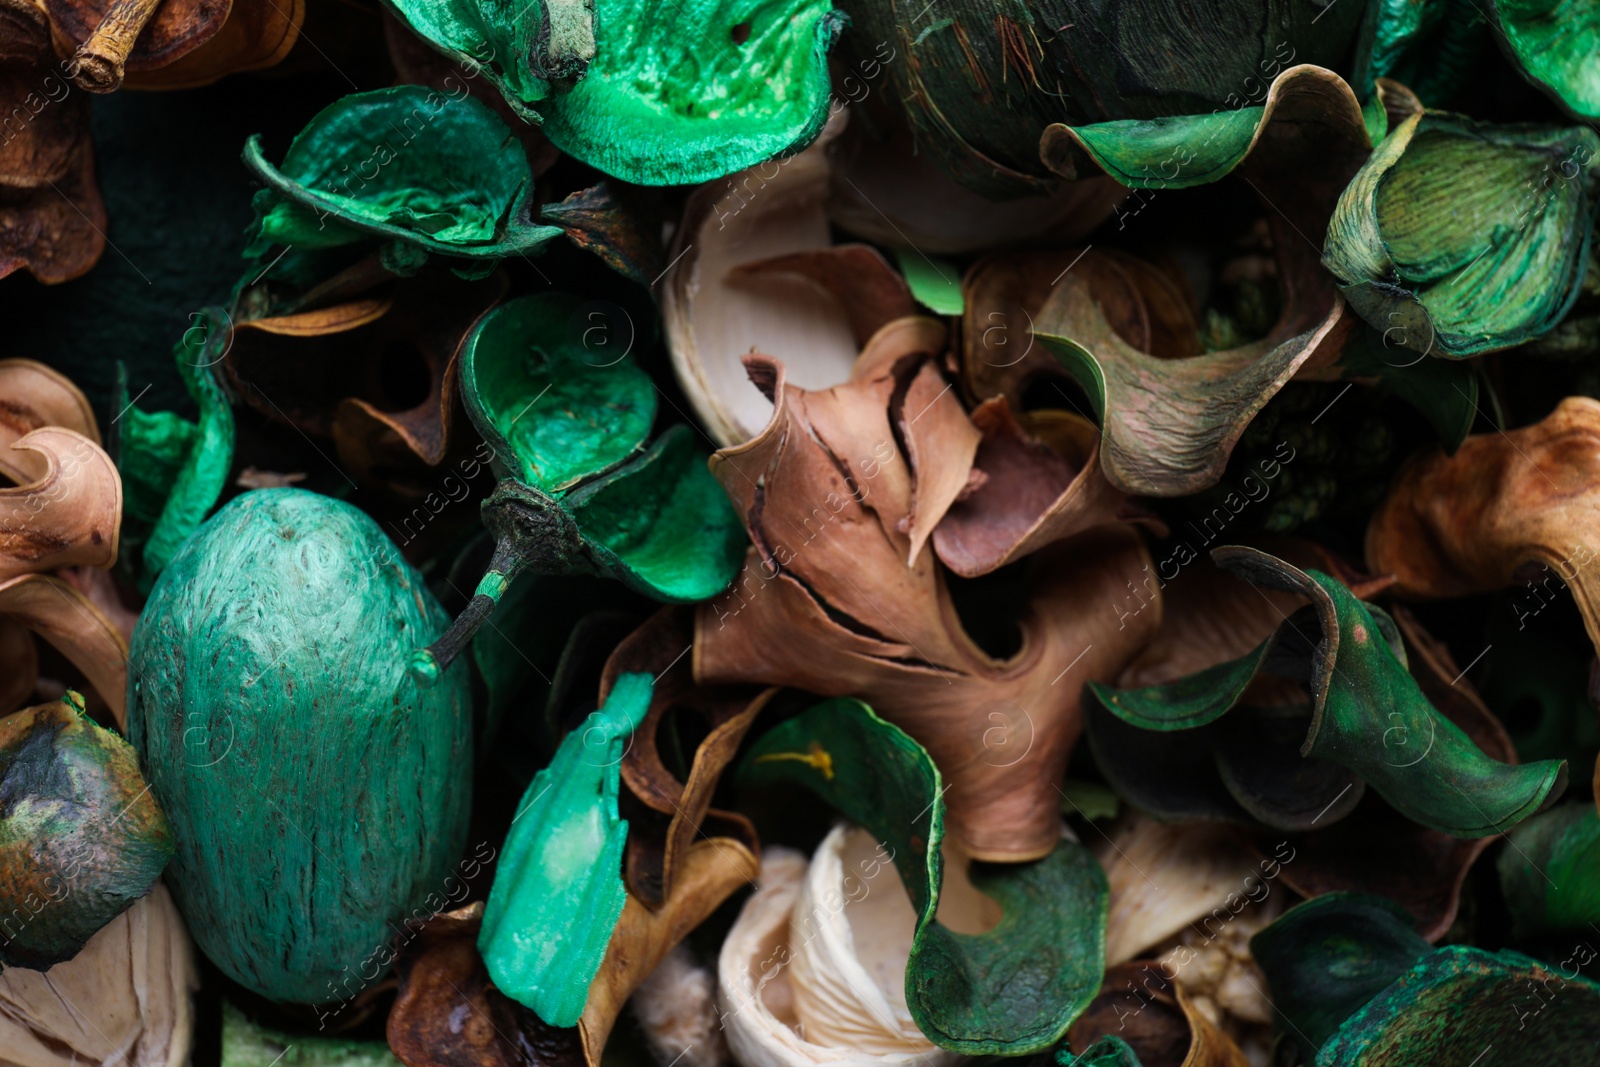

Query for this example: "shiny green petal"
[478,673,651,1027]
[1491,0,1600,120]
[1497,801,1600,943]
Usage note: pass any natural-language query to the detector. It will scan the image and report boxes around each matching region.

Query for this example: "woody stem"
[69,0,165,93]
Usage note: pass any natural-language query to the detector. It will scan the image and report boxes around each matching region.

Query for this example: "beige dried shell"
[717,826,998,1067]
[0,359,101,486]
[0,882,196,1067]
[0,428,121,580]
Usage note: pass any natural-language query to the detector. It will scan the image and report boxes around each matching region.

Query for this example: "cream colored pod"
[718,824,985,1067]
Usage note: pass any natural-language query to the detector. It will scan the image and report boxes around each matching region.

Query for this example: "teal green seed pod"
[127,488,471,1004]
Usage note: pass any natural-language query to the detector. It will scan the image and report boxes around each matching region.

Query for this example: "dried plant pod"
[0,358,100,485]
[1368,396,1600,664]
[0,9,103,286]
[0,692,173,969]
[1065,959,1250,1067]
[44,0,230,91]
[695,342,1160,860]
[0,428,121,580]
[0,881,196,1067]
[0,573,127,726]
[388,902,586,1067]
[663,114,921,446]
[120,0,303,90]
[717,838,961,1067]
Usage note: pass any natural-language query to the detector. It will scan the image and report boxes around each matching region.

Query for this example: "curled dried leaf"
[0,358,100,484]
[0,572,127,725]
[0,427,121,579]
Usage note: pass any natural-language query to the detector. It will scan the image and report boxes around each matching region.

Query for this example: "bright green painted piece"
[242,86,562,260]
[127,489,472,1004]
[566,425,748,602]
[535,0,845,185]
[461,293,655,494]
[1317,944,1600,1063]
[141,309,236,591]
[479,673,651,1027]
[893,250,964,315]
[1490,0,1600,120]
[378,0,593,119]
[0,693,173,970]
[1251,893,1432,1062]
[1092,548,1568,838]
[1498,802,1600,942]
[1058,1035,1143,1067]
[1324,112,1600,357]
[740,699,1109,1055]
[222,1002,403,1067]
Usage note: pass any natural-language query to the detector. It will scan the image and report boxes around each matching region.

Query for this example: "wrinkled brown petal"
[120,0,302,89]
[0,357,101,484]
[0,427,120,578]
[695,349,1161,860]
[0,122,104,285]
[44,0,229,79]
[1367,395,1600,664]
[540,182,663,287]
[0,572,127,726]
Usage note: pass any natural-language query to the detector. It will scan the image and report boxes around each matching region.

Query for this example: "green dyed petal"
[1498,801,1600,942]
[479,673,651,1027]
[0,694,174,970]
[379,0,593,117]
[125,309,236,593]
[1092,547,1567,838]
[1324,112,1600,357]
[1250,893,1432,1062]
[1326,323,1478,451]
[1354,0,1490,106]
[1318,945,1600,1063]
[567,425,747,602]
[536,0,845,185]
[243,86,562,260]
[893,249,963,315]
[1058,1035,1144,1067]
[1050,107,1267,189]
[460,292,656,493]
[740,698,1108,1055]
[1491,0,1600,120]
[222,1001,403,1066]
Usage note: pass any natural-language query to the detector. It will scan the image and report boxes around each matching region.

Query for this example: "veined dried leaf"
[0,428,120,579]
[0,882,196,1067]
[695,347,1160,861]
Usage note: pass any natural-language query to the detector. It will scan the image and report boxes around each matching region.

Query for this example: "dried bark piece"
[0,573,127,726]
[663,115,918,447]
[0,692,173,969]
[0,882,196,1067]
[1368,396,1600,665]
[0,358,100,485]
[1065,960,1249,1067]
[0,427,121,579]
[695,347,1161,860]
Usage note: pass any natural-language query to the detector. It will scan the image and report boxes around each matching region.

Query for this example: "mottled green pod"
[0,693,173,970]
[128,488,472,1004]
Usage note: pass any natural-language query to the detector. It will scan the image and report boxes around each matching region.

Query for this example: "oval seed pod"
[127,488,472,1003]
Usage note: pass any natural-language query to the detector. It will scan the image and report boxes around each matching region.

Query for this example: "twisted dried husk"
[0,882,196,1067]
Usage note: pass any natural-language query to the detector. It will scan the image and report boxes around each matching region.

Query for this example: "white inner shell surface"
[717,823,998,1067]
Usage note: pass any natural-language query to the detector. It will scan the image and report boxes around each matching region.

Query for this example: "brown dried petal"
[0,427,120,578]
[0,357,100,485]
[0,572,127,726]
